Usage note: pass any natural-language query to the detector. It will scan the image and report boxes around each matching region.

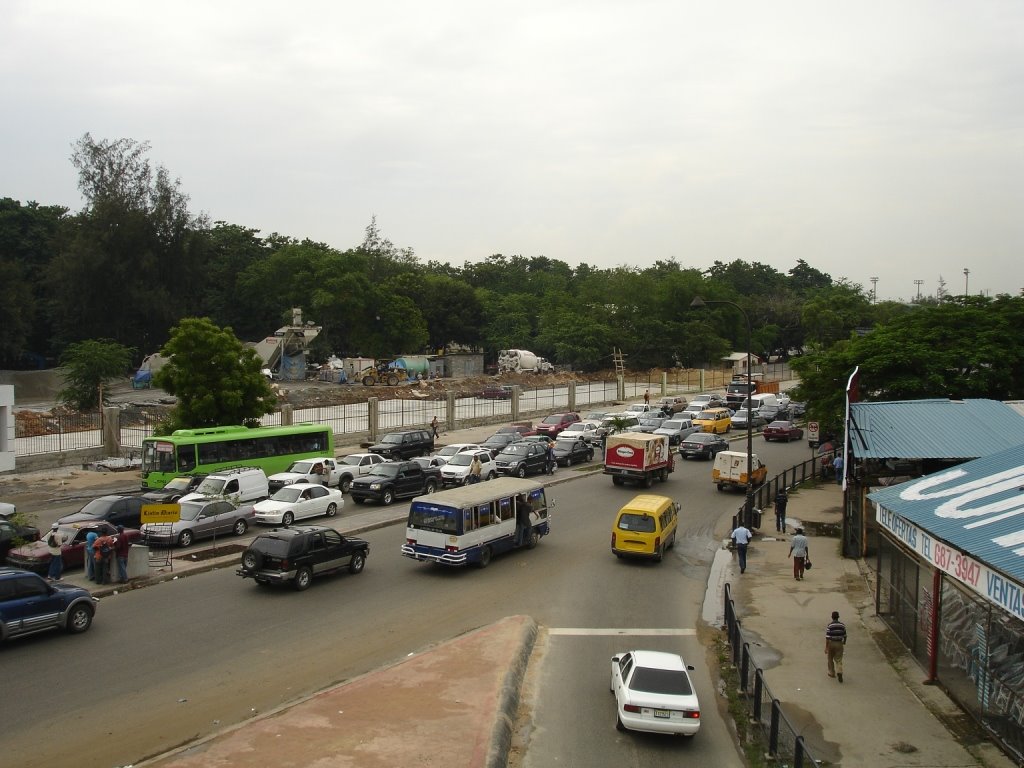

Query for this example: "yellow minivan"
[693,407,732,434]
[610,494,679,561]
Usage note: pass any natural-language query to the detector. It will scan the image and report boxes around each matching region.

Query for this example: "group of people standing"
[45,524,130,583]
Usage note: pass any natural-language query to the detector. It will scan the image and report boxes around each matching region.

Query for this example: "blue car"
[0,567,98,643]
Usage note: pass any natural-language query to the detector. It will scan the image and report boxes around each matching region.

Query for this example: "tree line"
[4,134,1024,436]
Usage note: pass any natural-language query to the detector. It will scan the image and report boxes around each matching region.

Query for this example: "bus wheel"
[527,530,539,549]
[477,546,492,568]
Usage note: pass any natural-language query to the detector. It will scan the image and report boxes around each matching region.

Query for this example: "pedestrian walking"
[774,488,789,532]
[430,416,439,439]
[545,440,556,475]
[825,610,848,682]
[114,525,131,583]
[46,524,66,581]
[789,527,809,580]
[84,531,98,582]
[643,389,650,405]
[833,454,844,485]
[730,522,753,574]
[468,455,482,485]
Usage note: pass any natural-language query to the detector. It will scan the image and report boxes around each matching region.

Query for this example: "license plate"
[653,709,671,719]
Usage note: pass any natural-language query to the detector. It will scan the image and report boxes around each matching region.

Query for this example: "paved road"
[3,434,812,768]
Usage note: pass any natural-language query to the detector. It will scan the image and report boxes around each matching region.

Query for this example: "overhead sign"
[141,503,181,524]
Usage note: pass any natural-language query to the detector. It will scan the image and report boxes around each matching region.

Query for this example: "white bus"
[401,477,551,567]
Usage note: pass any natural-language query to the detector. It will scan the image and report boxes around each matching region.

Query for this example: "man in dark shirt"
[825,611,848,682]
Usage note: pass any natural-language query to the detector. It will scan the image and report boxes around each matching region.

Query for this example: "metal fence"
[733,456,823,530]
[724,582,823,767]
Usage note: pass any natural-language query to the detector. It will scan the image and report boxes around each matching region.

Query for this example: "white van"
[180,467,269,505]
[739,393,780,412]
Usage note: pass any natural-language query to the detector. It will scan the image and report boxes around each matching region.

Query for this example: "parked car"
[535,412,582,438]
[610,649,701,736]
[142,498,256,547]
[495,422,537,437]
[480,385,513,399]
[656,396,689,415]
[480,432,523,458]
[0,567,99,642]
[0,518,40,564]
[350,461,441,505]
[237,526,369,591]
[335,453,388,493]
[634,416,667,434]
[690,392,727,409]
[0,502,16,520]
[552,436,594,467]
[762,420,805,442]
[7,521,143,574]
[433,443,483,461]
[788,401,807,418]
[495,442,549,477]
[559,420,602,445]
[140,474,207,504]
[595,414,641,443]
[582,410,610,422]
[368,429,435,460]
[410,455,449,470]
[623,403,655,416]
[653,418,698,446]
[254,484,344,526]
[679,433,730,460]
[56,495,147,530]
[440,450,497,486]
[730,409,767,431]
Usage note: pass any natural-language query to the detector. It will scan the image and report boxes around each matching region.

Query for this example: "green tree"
[57,339,135,410]
[154,318,276,431]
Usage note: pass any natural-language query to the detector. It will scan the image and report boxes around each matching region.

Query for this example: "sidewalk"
[730,482,1015,768]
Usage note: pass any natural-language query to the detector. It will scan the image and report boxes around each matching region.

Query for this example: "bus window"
[463,507,475,533]
[498,497,513,521]
[477,503,492,528]
[178,444,196,472]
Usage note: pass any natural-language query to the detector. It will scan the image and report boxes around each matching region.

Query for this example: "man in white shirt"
[731,523,753,574]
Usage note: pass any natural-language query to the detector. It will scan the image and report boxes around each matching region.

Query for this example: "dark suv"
[56,495,147,529]
[237,525,369,591]
[368,429,434,460]
[0,567,98,642]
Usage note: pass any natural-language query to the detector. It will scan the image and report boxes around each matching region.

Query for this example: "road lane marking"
[547,628,697,636]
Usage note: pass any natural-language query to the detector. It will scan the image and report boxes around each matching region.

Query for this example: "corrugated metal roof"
[849,399,1024,460]
[1007,400,1024,420]
[868,443,1024,592]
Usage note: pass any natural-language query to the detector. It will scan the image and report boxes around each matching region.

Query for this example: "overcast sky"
[3,1,1021,301]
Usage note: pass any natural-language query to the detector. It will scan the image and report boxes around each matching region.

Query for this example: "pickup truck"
[268,457,342,493]
[349,461,441,505]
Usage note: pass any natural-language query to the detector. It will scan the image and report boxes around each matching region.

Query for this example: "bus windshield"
[408,502,460,534]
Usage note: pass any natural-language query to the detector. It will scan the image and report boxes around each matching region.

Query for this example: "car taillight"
[406,538,416,545]
[655,536,661,549]
[684,710,700,719]
[610,532,616,546]
[623,704,642,713]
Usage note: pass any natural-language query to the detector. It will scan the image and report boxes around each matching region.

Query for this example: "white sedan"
[610,650,701,736]
[254,484,344,526]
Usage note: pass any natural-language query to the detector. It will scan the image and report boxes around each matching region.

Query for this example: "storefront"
[869,444,1024,762]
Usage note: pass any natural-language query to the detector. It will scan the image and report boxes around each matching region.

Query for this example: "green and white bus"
[140,424,334,490]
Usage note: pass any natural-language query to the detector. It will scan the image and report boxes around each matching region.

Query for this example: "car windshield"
[630,666,693,696]
[163,477,194,492]
[373,464,401,478]
[438,445,467,457]
[767,421,788,429]
[617,513,656,533]
[541,415,564,425]
[286,460,315,473]
[251,536,293,558]
[638,418,662,427]
[340,456,365,466]
[447,453,475,467]
[271,487,304,502]
[663,421,684,430]
[196,478,227,494]
[554,438,576,450]
[78,498,115,516]
[697,411,720,420]
[688,434,715,444]
[177,502,205,521]
[501,444,529,456]
[381,434,404,444]
[584,412,606,420]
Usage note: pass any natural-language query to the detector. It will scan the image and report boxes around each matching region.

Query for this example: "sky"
[2,1,1021,301]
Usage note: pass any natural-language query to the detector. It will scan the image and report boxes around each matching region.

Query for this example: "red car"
[762,420,804,442]
[534,412,582,438]
[480,385,513,400]
[6,521,143,574]
[496,422,537,437]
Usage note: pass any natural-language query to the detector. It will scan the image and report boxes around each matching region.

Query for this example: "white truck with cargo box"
[603,432,674,488]
[711,451,768,492]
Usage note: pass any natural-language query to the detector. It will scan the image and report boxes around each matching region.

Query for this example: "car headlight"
[370,482,382,490]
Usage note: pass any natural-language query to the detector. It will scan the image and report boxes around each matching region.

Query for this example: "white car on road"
[610,649,701,736]
[440,450,497,486]
[254,484,345,526]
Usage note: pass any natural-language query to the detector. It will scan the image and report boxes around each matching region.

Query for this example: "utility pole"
[870,276,879,303]
[914,279,923,301]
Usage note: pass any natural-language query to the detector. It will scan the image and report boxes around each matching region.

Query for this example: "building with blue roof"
[867,443,1024,760]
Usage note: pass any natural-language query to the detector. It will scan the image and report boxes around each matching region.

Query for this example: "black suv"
[0,567,98,642]
[368,429,434,460]
[237,525,369,591]
[56,495,147,529]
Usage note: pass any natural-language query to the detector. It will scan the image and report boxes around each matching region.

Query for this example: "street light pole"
[690,296,755,528]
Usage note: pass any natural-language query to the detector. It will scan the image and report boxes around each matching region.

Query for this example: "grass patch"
[716,636,773,767]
